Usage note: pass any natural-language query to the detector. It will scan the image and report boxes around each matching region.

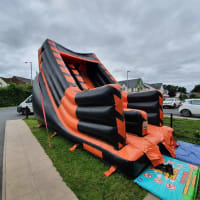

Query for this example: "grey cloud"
[0,0,200,91]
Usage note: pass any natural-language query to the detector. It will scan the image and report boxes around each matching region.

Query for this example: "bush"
[0,83,32,107]
[179,94,187,100]
[190,94,200,99]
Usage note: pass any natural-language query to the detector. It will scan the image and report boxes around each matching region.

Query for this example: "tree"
[177,87,186,94]
[0,83,32,107]
[191,85,200,93]
[164,85,177,97]
[163,84,187,97]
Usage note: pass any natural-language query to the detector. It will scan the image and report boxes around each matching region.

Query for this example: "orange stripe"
[114,95,123,115]
[65,75,76,84]
[60,67,70,74]
[53,52,61,59]
[122,90,128,108]
[56,59,65,66]
[39,55,42,65]
[60,96,77,118]
[160,109,163,121]
[83,143,103,158]
[48,40,56,46]
[111,84,126,146]
[59,104,79,132]
[40,70,59,114]
[105,70,111,75]
[72,70,80,75]
[50,46,58,52]
[110,76,116,82]
[38,49,42,70]
[80,83,88,88]
[64,86,79,104]
[159,96,163,107]
[59,51,101,64]
[80,84,88,90]
[116,118,126,143]
[38,48,42,56]
[92,54,99,60]
[76,76,84,82]
[68,64,76,69]
[101,65,106,70]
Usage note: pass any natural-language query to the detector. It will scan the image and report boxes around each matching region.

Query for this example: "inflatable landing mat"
[134,156,200,200]
[176,141,200,166]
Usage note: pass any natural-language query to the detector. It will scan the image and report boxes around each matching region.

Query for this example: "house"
[0,78,8,87]
[118,79,167,96]
[144,82,170,97]
[144,83,164,93]
[143,83,156,91]
[1,76,31,85]
[118,78,145,92]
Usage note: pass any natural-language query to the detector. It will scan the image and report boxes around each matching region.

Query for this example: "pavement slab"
[2,119,78,200]
[144,193,160,200]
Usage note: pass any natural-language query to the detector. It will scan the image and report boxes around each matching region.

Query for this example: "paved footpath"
[144,193,160,200]
[2,120,78,200]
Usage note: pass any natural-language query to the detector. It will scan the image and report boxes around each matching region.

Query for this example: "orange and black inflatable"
[33,39,177,178]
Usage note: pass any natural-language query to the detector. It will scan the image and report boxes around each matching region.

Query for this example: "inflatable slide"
[33,39,178,178]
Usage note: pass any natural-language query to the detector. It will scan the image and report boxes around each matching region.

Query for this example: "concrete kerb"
[2,119,78,200]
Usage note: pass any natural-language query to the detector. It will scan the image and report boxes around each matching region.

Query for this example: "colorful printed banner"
[134,156,199,200]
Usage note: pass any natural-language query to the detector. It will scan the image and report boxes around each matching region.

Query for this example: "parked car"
[163,98,181,108]
[178,99,200,117]
[17,95,33,115]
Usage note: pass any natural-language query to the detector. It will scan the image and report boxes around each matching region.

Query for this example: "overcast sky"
[0,0,200,91]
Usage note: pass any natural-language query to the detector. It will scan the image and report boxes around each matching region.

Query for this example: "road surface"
[164,108,200,118]
[163,108,179,116]
[0,107,23,200]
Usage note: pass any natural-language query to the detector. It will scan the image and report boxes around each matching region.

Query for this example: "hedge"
[0,83,32,107]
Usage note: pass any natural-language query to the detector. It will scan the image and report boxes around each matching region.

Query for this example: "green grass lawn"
[24,117,200,200]
[164,117,200,145]
[24,118,146,200]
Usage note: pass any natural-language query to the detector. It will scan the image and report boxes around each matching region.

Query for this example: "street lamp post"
[127,70,130,92]
[24,61,32,84]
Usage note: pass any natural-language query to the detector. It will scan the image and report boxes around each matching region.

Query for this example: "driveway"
[0,107,23,199]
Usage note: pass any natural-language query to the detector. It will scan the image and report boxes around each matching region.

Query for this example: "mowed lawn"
[24,117,200,200]
[164,117,200,145]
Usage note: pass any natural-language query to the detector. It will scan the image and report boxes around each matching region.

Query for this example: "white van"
[163,98,181,108]
[17,95,33,115]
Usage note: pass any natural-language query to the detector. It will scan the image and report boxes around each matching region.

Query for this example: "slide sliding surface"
[33,39,177,178]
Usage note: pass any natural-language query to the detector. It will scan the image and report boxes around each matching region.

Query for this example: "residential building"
[118,78,145,92]
[144,83,164,93]
[1,76,31,85]
[0,78,8,87]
